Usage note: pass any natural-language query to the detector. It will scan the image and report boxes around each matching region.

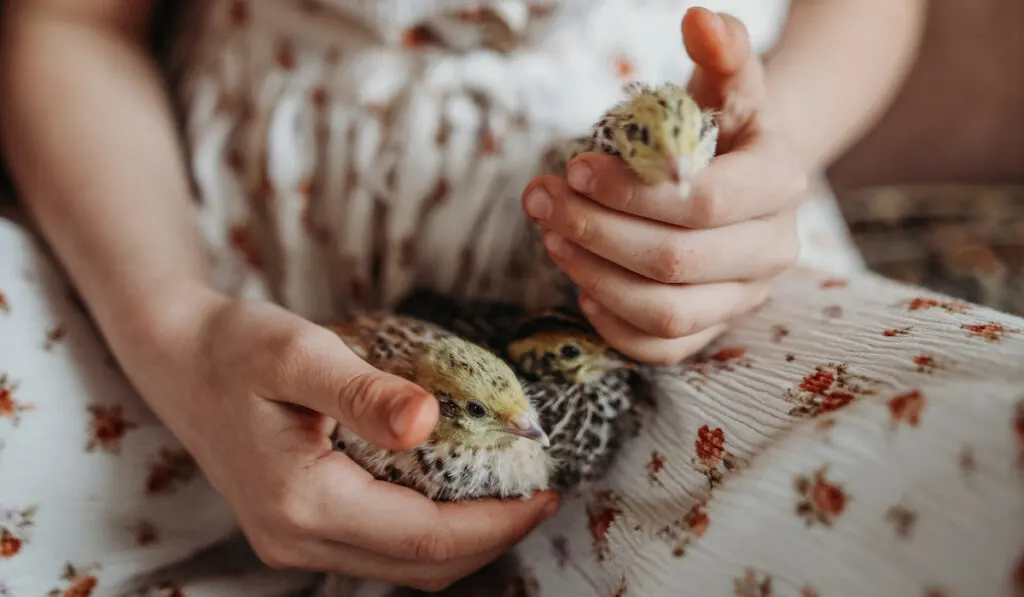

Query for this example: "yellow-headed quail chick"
[395,291,648,492]
[524,81,719,310]
[327,314,553,502]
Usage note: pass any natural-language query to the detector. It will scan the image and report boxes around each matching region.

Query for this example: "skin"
[522,1,926,365]
[0,0,556,591]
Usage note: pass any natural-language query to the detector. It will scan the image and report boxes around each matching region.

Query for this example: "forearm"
[0,3,216,377]
[764,0,927,170]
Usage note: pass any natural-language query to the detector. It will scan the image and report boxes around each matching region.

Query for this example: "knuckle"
[653,308,693,339]
[690,186,726,228]
[412,523,458,565]
[339,370,387,424]
[565,209,594,244]
[652,240,697,283]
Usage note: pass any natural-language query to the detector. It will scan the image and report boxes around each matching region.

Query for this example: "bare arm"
[764,0,928,170]
[0,0,215,383]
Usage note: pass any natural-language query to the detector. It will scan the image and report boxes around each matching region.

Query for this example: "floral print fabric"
[3,0,1023,596]
[3,217,1023,596]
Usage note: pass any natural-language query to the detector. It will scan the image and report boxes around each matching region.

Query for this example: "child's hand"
[521,8,804,365]
[148,292,557,591]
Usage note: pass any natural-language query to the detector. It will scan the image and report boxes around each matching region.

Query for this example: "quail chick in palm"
[328,314,552,502]
[395,291,647,492]
[525,81,720,309]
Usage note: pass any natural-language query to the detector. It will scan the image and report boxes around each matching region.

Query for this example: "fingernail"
[710,12,728,39]
[524,187,552,221]
[389,396,421,437]
[543,232,572,260]
[579,295,600,317]
[568,162,593,194]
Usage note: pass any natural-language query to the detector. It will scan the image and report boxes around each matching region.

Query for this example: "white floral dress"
[0,1,1022,596]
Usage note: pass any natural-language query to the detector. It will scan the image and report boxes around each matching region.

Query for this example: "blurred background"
[1,0,1022,313]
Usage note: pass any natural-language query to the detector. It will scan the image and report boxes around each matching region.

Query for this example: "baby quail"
[328,315,552,502]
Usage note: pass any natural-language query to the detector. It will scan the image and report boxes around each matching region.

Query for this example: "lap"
[3,216,1022,596]
[0,217,314,596]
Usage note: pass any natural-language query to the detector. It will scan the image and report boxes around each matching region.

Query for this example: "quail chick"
[395,290,647,492]
[327,314,553,502]
[524,81,720,309]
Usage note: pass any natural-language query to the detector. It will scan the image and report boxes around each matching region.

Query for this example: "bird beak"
[663,155,694,187]
[503,412,550,447]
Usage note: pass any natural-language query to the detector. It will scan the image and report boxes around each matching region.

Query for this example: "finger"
[257,531,509,592]
[682,7,751,78]
[305,453,558,561]
[682,9,767,136]
[580,295,729,366]
[537,172,800,278]
[546,239,769,338]
[269,325,438,451]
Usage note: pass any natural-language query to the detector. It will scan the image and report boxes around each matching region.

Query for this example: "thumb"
[682,8,752,79]
[276,328,439,451]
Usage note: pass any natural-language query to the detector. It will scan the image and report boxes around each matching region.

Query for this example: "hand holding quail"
[522,7,805,365]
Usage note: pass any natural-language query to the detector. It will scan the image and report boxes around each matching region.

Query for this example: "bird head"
[611,82,718,187]
[415,336,549,449]
[506,313,636,384]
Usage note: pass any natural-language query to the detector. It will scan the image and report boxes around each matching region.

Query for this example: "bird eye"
[466,401,487,418]
[560,343,582,359]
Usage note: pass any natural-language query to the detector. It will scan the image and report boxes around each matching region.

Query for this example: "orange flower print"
[684,345,753,381]
[734,569,773,597]
[613,55,635,80]
[146,448,198,495]
[795,466,849,527]
[913,354,947,374]
[656,503,709,557]
[586,490,623,562]
[712,347,747,361]
[820,278,847,289]
[801,588,820,597]
[923,587,949,597]
[276,39,296,70]
[785,364,885,418]
[695,425,725,467]
[694,425,739,488]
[888,390,926,429]
[885,504,918,539]
[0,290,9,314]
[85,405,138,453]
[401,25,437,49]
[133,520,158,547]
[228,224,263,269]
[44,325,67,351]
[647,450,666,487]
[0,530,21,558]
[48,563,99,597]
[883,326,912,337]
[899,297,970,314]
[480,131,501,156]
[0,374,34,426]
[961,322,1020,342]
